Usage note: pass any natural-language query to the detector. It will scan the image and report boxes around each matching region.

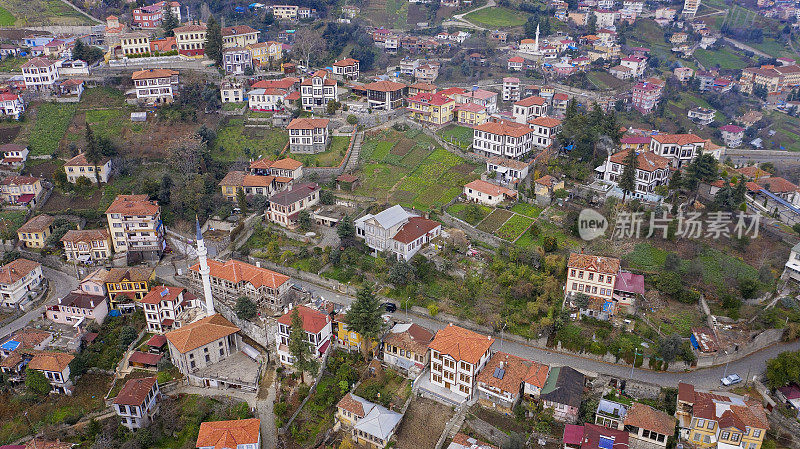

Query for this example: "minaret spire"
[535,23,540,53]
[196,216,214,315]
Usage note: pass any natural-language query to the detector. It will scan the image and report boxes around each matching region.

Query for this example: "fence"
[439,211,505,248]
[108,56,185,68]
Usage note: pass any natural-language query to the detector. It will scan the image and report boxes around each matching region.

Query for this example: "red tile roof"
[287,118,330,129]
[277,305,330,333]
[364,80,407,92]
[464,179,517,198]
[476,351,533,395]
[514,95,546,107]
[392,216,440,244]
[529,116,562,128]
[165,314,239,354]
[651,133,705,145]
[0,258,41,284]
[624,402,677,436]
[113,376,157,406]
[141,285,184,304]
[609,149,669,172]
[132,68,178,80]
[408,92,453,106]
[222,25,259,36]
[567,253,620,274]
[105,194,160,216]
[474,120,533,138]
[189,258,290,290]
[196,419,261,449]
[333,58,359,67]
[429,324,494,365]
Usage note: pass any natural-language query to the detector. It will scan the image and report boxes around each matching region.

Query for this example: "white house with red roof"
[189,258,292,310]
[513,96,548,124]
[0,258,44,309]
[287,118,330,153]
[0,93,23,119]
[473,119,535,159]
[132,1,181,29]
[300,69,338,111]
[508,56,524,71]
[529,116,562,148]
[719,124,744,148]
[355,205,441,260]
[141,285,205,333]
[131,68,179,104]
[248,86,289,112]
[427,324,494,401]
[332,58,359,80]
[596,149,671,196]
[21,57,60,90]
[648,133,705,168]
[113,376,160,430]
[454,89,498,113]
[463,179,517,206]
[275,304,332,366]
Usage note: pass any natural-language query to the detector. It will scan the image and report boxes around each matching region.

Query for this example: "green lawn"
[694,47,749,70]
[0,210,26,239]
[28,102,77,156]
[510,203,542,218]
[0,6,15,26]
[354,128,479,211]
[447,203,492,225]
[0,56,24,72]
[0,0,95,25]
[465,7,527,28]
[222,102,245,111]
[438,124,473,149]
[287,135,351,167]
[212,118,288,162]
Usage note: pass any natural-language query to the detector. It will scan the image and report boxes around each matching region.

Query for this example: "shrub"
[427,303,439,316]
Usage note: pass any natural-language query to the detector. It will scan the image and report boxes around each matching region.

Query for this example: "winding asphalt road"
[0,266,78,339]
[296,281,799,391]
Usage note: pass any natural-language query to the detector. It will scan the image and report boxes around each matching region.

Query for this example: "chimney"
[90,300,94,307]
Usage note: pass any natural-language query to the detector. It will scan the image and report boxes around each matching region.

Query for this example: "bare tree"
[292,28,326,69]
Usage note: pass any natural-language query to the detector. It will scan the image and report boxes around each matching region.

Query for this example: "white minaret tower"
[535,23,540,54]
[196,217,214,315]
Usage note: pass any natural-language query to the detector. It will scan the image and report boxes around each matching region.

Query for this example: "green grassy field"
[747,38,795,59]
[0,56,24,73]
[447,203,492,225]
[354,128,479,211]
[28,102,77,156]
[287,135,351,167]
[438,124,473,149]
[694,47,749,70]
[0,6,14,25]
[0,0,95,25]
[465,7,527,28]
[495,214,533,241]
[212,118,288,162]
[510,203,542,218]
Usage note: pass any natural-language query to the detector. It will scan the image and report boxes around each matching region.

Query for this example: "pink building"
[46,291,108,325]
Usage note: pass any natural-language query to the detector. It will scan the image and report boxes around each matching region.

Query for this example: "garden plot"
[476,209,514,233]
[394,397,453,449]
[495,214,534,241]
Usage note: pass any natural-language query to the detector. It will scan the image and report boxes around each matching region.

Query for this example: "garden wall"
[440,211,505,248]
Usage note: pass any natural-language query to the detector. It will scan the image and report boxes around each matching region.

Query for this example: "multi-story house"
[27,352,74,394]
[0,143,28,168]
[132,1,181,28]
[454,89,498,114]
[287,118,329,153]
[222,48,252,75]
[354,205,442,261]
[113,377,160,430]
[508,56,524,71]
[414,62,440,84]
[141,285,204,333]
[382,322,434,378]
[740,64,800,94]
[0,93,24,120]
[64,152,112,184]
[503,77,521,102]
[0,258,44,309]
[120,32,151,56]
[541,366,584,423]
[248,87,288,111]
[688,107,715,126]
[407,92,455,126]
[486,156,531,187]
[454,103,488,126]
[463,179,517,206]
[649,133,705,168]
[332,312,377,354]
[677,383,768,449]
[221,25,259,49]
[783,242,800,284]
[275,304,332,366]
[45,291,108,325]
[300,69,338,111]
[631,79,663,114]
[473,120,535,159]
[597,149,671,197]
[219,170,278,199]
[565,253,620,318]
[189,258,292,310]
[682,0,700,16]
[513,96,548,124]
[0,175,42,207]
[336,393,376,428]
[104,267,155,308]
[272,4,300,20]
[78,267,109,297]
[529,116,562,149]
[623,402,676,448]
[365,80,406,111]
[250,157,302,179]
[165,314,246,386]
[132,68,179,104]
[332,58,359,80]
[248,41,282,67]
[267,182,320,228]
[21,57,60,91]
[428,324,494,401]
[476,352,536,414]
[719,124,744,148]
[196,419,261,449]
[620,56,647,78]
[595,399,628,429]
[105,194,166,260]
[220,79,244,103]
[174,23,206,57]
[17,214,53,249]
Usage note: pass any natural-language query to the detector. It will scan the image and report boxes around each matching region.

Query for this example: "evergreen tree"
[587,14,597,34]
[337,215,355,238]
[686,152,719,191]
[288,307,318,383]
[618,149,639,202]
[162,6,179,37]
[205,16,223,66]
[73,39,86,61]
[345,285,384,359]
[25,368,51,396]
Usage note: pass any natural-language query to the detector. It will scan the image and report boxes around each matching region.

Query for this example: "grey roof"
[793,242,800,253]
[540,366,584,408]
[596,399,628,419]
[268,182,318,207]
[355,205,416,229]
[353,403,403,442]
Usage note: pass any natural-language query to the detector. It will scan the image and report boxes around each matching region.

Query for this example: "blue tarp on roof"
[760,189,800,216]
[690,333,699,350]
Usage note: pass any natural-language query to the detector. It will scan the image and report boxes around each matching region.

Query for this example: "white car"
[721,374,742,386]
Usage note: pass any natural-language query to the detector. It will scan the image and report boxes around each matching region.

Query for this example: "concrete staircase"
[343,131,363,173]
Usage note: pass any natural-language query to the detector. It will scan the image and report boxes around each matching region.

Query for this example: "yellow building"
[248,41,282,67]
[677,383,768,449]
[272,4,299,20]
[334,313,378,353]
[454,103,488,126]
[407,92,455,126]
[222,25,260,49]
[119,32,151,56]
[17,214,54,248]
[105,266,155,307]
[174,23,207,58]
[0,175,43,206]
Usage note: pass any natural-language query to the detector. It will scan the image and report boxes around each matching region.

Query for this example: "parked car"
[721,374,742,386]
[383,302,397,313]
